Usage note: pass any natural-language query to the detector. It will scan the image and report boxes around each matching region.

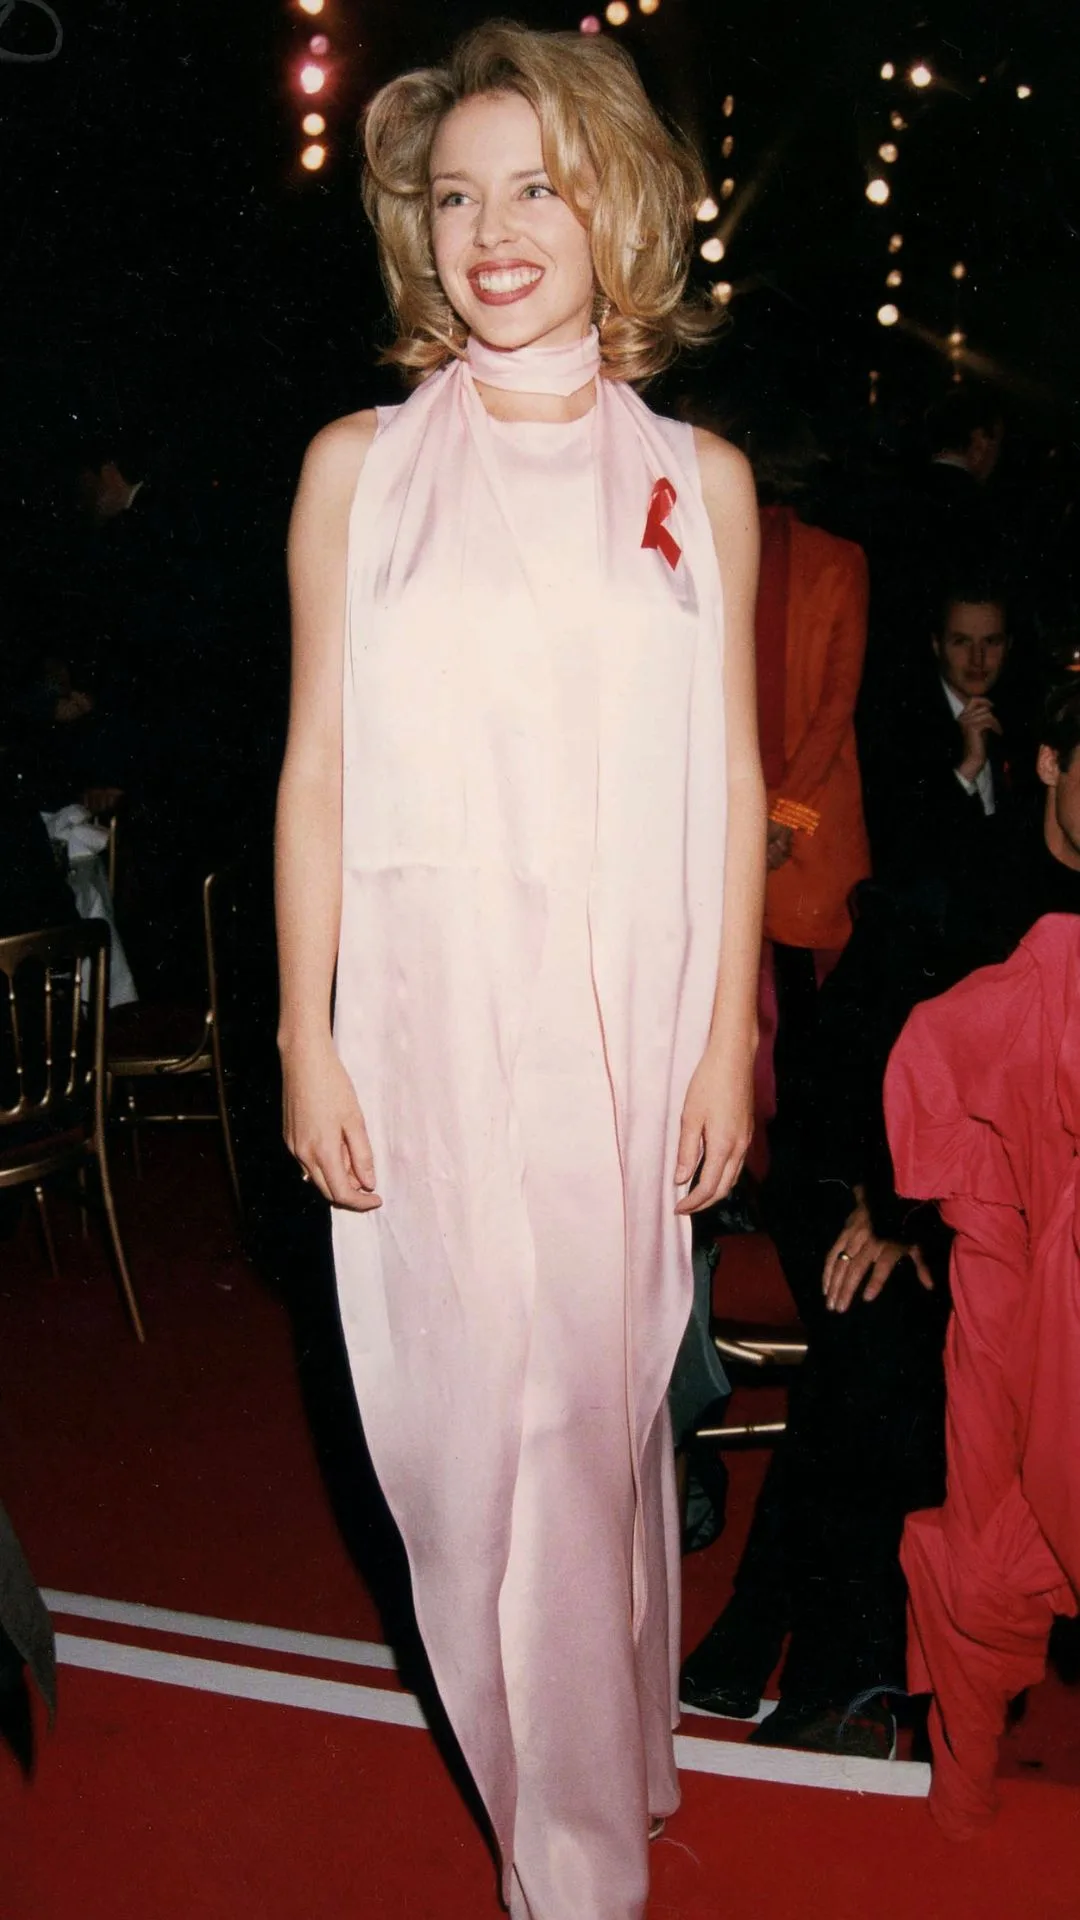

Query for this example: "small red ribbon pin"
[641,476,681,571]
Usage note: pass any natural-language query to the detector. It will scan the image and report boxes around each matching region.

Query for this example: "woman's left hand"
[674,1051,754,1214]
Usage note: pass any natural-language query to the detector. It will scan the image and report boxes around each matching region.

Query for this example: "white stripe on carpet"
[43,1589,396,1671]
[674,1730,929,1797]
[56,1626,930,1797]
[55,1634,425,1728]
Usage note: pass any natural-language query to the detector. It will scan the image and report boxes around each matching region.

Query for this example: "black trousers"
[732,1170,949,1706]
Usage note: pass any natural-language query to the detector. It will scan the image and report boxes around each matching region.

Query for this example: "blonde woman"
[275,22,764,1919]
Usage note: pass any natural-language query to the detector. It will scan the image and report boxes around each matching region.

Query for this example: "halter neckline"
[466,326,601,397]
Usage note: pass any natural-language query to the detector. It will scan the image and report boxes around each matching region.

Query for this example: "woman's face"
[429,90,596,353]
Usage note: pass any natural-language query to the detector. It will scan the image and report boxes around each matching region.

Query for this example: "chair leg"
[33,1185,59,1280]
[77,1164,90,1240]
[213,1061,244,1224]
[95,1142,146,1344]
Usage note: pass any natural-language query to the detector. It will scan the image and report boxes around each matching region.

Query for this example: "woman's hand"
[674,1050,754,1215]
[766,820,794,871]
[281,1034,382,1212]
[822,1195,933,1313]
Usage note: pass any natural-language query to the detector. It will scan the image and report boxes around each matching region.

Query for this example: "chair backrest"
[0,920,110,1129]
[89,806,120,897]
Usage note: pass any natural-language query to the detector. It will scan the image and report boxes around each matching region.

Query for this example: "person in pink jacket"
[885,913,1080,1839]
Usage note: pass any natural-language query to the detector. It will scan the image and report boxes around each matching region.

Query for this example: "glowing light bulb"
[696,197,719,222]
[888,232,903,253]
[579,13,602,29]
[301,143,326,171]
[302,112,326,135]
[720,178,735,199]
[890,111,906,130]
[299,64,325,94]
[1016,84,1032,99]
[700,236,725,263]
[711,281,733,306]
[722,95,735,117]
[878,142,899,163]
[877,303,900,327]
[880,62,895,80]
[604,1,630,22]
[298,0,324,13]
[951,260,966,280]
[948,329,966,348]
[886,268,902,287]
[909,62,933,88]
[865,177,890,205]
[638,0,660,12]
[309,33,329,53]
[722,134,734,157]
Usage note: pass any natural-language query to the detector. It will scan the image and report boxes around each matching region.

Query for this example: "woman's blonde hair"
[361,18,721,386]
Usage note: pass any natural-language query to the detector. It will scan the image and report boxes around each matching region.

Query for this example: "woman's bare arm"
[674,431,765,1212]
[275,408,381,1210]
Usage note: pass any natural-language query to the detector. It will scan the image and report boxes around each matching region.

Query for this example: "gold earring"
[596,297,613,329]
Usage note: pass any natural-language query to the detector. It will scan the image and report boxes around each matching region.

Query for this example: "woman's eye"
[436,191,468,208]
[523,182,555,199]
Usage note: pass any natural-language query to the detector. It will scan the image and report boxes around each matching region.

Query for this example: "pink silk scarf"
[331,337,729,1883]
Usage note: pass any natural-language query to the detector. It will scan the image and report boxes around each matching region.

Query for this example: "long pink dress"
[332,336,728,1918]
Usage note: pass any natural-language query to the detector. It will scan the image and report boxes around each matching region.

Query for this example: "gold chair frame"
[107,873,242,1219]
[0,919,144,1342]
[696,1321,809,1447]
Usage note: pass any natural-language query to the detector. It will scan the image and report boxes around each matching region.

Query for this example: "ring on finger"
[837,1251,853,1263]
[300,1170,312,1183]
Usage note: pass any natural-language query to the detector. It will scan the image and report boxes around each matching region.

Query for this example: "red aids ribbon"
[642,476,681,571]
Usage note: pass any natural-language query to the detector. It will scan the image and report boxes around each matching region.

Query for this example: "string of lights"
[290,0,335,176]
[868,56,1038,406]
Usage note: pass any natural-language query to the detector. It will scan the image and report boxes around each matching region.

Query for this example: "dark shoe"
[748,1695,897,1760]
[680,1597,787,1720]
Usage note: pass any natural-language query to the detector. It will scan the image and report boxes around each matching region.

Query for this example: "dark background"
[3,0,1079,843]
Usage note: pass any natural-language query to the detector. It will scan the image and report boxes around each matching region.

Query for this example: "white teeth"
[475,267,542,294]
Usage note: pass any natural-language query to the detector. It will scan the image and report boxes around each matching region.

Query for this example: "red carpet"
[1,1136,1078,1917]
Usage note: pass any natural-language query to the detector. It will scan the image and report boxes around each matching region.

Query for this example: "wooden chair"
[106,873,243,1219]
[697,1234,808,1447]
[0,920,144,1342]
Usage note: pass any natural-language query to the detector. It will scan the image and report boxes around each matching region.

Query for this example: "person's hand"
[766,820,794,871]
[281,1034,382,1211]
[822,1196,933,1312]
[674,1050,754,1214]
[956,697,1002,782]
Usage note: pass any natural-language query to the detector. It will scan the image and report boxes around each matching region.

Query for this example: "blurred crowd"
[678,379,1080,1765]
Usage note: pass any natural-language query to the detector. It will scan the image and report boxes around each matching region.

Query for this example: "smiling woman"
[275,20,765,1920]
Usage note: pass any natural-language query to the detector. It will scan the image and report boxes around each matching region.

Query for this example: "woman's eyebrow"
[430,167,550,185]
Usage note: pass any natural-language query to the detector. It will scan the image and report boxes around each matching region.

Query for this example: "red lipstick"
[466,259,545,306]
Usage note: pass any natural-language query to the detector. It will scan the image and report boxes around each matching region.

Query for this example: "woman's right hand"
[281,1035,382,1211]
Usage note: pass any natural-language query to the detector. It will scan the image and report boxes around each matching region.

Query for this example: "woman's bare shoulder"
[299,408,380,500]
[690,426,755,516]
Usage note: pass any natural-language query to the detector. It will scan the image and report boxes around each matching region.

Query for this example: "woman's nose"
[473,197,516,252]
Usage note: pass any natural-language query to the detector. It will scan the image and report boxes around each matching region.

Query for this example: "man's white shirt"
[943,679,995,815]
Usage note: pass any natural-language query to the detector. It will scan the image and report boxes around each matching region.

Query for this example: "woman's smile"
[468,260,545,304]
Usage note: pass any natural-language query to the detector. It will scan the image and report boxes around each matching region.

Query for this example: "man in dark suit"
[862,584,1012,892]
